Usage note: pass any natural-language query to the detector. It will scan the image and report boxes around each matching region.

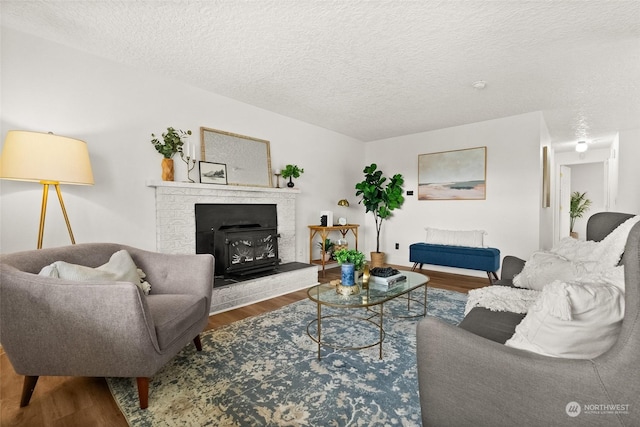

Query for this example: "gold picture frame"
[200,127,273,187]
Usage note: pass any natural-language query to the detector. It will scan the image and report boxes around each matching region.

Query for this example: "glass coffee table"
[306,270,429,359]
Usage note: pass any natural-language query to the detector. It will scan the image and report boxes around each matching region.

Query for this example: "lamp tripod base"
[38,181,76,249]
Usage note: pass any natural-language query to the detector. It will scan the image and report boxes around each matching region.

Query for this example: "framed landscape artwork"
[418,146,487,200]
[199,161,228,185]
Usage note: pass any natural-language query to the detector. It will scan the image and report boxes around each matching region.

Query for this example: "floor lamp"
[0,130,94,249]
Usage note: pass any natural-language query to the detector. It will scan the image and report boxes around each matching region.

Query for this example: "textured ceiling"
[2,1,640,148]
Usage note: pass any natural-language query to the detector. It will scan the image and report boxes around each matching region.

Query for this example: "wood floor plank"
[1,266,486,427]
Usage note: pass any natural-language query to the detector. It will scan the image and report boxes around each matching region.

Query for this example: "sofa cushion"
[39,250,151,294]
[505,279,624,358]
[425,227,486,248]
[146,294,207,350]
[458,307,526,344]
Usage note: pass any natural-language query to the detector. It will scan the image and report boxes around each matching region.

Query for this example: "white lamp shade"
[1,130,94,185]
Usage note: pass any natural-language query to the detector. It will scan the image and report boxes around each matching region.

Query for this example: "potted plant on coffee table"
[355,163,405,268]
[151,127,192,181]
[334,248,365,287]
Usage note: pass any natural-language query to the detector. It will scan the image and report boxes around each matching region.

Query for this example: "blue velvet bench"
[409,243,500,282]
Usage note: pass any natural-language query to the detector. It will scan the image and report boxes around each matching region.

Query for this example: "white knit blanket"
[465,286,540,315]
[466,215,637,315]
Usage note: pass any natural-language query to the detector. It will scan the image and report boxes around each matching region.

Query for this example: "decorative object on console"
[0,130,94,249]
[355,163,405,268]
[201,127,272,187]
[317,238,335,262]
[569,191,592,238]
[199,161,227,185]
[320,210,333,227]
[150,127,192,181]
[281,164,304,188]
[337,198,349,225]
[418,146,486,200]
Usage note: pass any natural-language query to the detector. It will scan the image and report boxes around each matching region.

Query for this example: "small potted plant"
[316,238,335,262]
[570,191,592,238]
[334,248,365,286]
[281,164,304,188]
[151,127,192,181]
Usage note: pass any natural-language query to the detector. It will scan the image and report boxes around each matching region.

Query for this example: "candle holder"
[180,151,197,183]
[274,173,281,188]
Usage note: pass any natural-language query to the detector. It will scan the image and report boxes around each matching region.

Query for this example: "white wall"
[0,28,365,258]
[363,112,545,275]
[617,128,640,215]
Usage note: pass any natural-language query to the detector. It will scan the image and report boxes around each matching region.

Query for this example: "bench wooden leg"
[487,271,499,284]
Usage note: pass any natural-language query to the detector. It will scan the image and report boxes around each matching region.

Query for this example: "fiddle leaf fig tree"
[355,163,405,253]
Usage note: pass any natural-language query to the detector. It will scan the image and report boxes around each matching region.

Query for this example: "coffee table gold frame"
[306,271,429,359]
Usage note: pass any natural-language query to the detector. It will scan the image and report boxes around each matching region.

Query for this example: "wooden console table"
[308,224,359,277]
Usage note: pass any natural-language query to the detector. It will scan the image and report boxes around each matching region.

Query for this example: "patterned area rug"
[107,287,467,426]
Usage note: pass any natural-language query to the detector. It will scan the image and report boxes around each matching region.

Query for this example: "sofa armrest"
[126,247,214,300]
[500,255,526,281]
[416,317,618,426]
[0,269,163,376]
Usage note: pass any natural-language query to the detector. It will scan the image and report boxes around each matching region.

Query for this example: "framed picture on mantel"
[418,146,487,200]
[200,127,273,187]
[199,161,228,185]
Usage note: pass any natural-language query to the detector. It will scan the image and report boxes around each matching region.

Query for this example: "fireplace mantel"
[146,180,299,259]
[146,180,300,194]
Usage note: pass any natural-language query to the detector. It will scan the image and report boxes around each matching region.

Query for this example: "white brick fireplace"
[147,181,317,313]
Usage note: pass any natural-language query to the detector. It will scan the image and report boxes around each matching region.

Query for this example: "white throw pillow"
[425,227,486,248]
[505,279,624,359]
[38,250,151,294]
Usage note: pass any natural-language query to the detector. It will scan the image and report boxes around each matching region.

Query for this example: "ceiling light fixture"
[472,80,487,90]
[575,140,588,153]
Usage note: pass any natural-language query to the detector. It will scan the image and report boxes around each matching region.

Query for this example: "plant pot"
[570,231,578,239]
[161,158,174,181]
[341,263,355,286]
[370,251,385,269]
[287,177,294,188]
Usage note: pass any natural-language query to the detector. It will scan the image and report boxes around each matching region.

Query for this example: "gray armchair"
[0,243,214,409]
[416,216,640,425]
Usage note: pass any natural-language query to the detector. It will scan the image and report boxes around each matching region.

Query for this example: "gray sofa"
[0,243,214,409]
[416,213,639,425]
[458,212,635,344]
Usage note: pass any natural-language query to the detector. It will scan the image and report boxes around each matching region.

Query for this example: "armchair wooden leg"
[20,375,39,407]
[193,334,203,351]
[136,377,149,409]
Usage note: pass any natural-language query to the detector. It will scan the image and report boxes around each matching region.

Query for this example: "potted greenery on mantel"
[280,164,304,188]
[151,127,192,181]
[355,163,405,268]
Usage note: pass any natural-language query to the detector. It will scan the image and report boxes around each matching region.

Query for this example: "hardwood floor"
[0,265,487,427]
